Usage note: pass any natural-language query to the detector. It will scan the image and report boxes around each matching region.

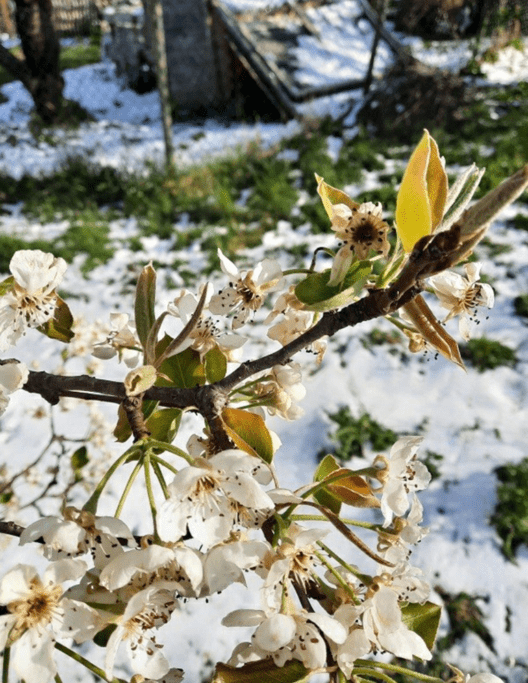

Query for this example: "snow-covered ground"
[1,4,528,682]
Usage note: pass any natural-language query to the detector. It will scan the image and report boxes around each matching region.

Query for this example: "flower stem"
[83,444,141,514]
[314,549,360,604]
[292,514,380,531]
[143,451,158,534]
[54,642,126,682]
[114,457,144,518]
[354,660,444,683]
[2,646,9,683]
[151,454,179,476]
[317,540,372,585]
[151,458,170,499]
[146,439,194,464]
[353,668,395,683]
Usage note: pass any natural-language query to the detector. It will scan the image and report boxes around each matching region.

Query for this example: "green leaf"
[38,296,74,343]
[114,403,133,442]
[205,346,228,384]
[294,262,371,312]
[0,275,14,296]
[93,623,117,648]
[314,453,340,481]
[71,446,89,480]
[222,408,274,464]
[313,454,342,514]
[213,659,310,683]
[145,408,182,444]
[158,346,206,389]
[401,601,442,651]
[134,263,156,349]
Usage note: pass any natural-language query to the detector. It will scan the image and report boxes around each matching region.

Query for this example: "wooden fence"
[0,0,102,37]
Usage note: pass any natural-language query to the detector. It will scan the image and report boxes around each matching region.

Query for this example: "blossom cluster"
[0,132,520,683]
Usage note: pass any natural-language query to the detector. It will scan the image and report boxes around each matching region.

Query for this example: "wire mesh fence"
[0,0,106,38]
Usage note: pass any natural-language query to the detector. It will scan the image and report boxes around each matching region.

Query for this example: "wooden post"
[144,0,175,170]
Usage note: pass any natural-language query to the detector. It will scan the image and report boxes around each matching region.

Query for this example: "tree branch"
[17,225,460,425]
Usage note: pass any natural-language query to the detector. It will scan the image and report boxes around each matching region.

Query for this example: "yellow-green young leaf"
[315,173,359,220]
[294,262,372,312]
[38,296,74,343]
[426,134,448,231]
[145,408,181,444]
[213,659,309,683]
[0,275,14,296]
[222,407,274,464]
[401,601,442,651]
[135,263,157,348]
[205,346,228,384]
[395,130,432,252]
[157,346,206,389]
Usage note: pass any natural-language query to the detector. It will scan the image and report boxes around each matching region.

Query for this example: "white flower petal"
[12,628,56,683]
[254,613,296,652]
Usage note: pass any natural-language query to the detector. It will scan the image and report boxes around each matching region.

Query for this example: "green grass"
[0,210,112,275]
[318,405,398,462]
[0,41,101,88]
[460,338,517,372]
[513,294,528,319]
[491,458,528,561]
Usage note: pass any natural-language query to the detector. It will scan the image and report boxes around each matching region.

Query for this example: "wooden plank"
[355,0,416,64]
[211,0,299,119]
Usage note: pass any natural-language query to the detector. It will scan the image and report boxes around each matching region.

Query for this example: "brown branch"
[122,394,151,442]
[0,519,24,537]
[15,225,461,451]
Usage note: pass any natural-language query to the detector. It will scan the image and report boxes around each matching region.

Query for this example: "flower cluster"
[0,130,521,683]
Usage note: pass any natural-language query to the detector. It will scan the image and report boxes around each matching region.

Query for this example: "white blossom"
[429,263,494,341]
[92,312,142,367]
[376,437,431,526]
[104,586,177,680]
[267,309,326,362]
[334,586,431,675]
[168,287,246,361]
[223,607,346,670]
[0,560,102,683]
[99,543,203,597]
[0,360,28,416]
[263,523,329,610]
[0,250,67,351]
[20,507,136,569]
[255,363,306,420]
[203,538,270,594]
[328,202,390,285]
[157,450,274,549]
[209,249,284,329]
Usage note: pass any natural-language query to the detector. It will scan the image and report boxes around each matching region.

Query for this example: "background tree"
[0,0,64,123]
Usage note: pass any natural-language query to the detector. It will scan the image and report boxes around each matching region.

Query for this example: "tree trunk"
[0,0,64,123]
